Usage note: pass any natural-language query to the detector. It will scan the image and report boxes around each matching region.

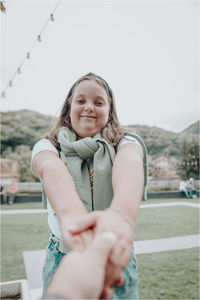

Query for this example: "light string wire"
[1,0,62,99]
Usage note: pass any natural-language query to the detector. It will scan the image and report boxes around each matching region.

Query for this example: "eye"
[76,99,85,104]
[96,101,104,106]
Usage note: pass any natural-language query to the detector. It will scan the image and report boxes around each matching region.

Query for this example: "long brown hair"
[46,73,127,149]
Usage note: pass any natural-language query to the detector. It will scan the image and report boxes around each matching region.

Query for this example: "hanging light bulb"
[9,80,12,87]
[17,67,21,74]
[38,35,41,42]
[50,14,54,21]
[27,52,30,59]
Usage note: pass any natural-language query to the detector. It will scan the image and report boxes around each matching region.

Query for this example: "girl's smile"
[70,79,110,139]
[80,115,97,119]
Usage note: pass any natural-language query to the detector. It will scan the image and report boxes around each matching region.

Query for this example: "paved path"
[135,234,199,254]
[1,209,47,215]
[1,201,199,215]
[140,201,200,208]
[23,250,46,289]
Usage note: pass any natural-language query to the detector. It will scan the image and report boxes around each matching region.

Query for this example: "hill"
[1,110,56,154]
[1,110,199,158]
[179,121,199,140]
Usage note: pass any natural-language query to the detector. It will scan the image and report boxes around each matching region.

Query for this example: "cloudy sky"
[1,0,199,132]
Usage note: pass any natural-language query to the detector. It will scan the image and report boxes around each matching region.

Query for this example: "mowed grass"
[1,199,199,299]
[138,248,199,299]
[0,201,43,210]
[135,206,199,240]
[1,213,49,281]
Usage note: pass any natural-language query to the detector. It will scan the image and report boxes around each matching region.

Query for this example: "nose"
[84,101,94,112]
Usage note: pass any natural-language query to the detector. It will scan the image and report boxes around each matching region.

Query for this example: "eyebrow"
[94,96,106,101]
[73,94,85,99]
[74,94,106,101]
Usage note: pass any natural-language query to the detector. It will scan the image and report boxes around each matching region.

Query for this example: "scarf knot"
[58,128,103,160]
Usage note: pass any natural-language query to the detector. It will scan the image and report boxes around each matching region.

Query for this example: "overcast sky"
[1,0,199,132]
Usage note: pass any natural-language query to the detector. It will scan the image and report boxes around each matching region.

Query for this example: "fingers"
[101,286,114,299]
[110,238,132,269]
[101,271,124,298]
[68,213,98,234]
[104,262,123,287]
[63,231,85,251]
[79,229,94,248]
[86,232,117,267]
[115,273,124,286]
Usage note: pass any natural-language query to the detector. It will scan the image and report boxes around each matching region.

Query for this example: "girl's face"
[70,79,110,139]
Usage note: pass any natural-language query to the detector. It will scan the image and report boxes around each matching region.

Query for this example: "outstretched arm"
[32,150,93,249]
[32,151,87,217]
[111,142,144,223]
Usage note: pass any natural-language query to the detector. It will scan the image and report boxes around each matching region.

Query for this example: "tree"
[2,145,39,182]
[177,139,199,179]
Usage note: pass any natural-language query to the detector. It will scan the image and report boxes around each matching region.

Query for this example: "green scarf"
[42,128,148,253]
[58,128,116,212]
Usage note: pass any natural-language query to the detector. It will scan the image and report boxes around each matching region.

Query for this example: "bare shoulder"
[117,142,144,159]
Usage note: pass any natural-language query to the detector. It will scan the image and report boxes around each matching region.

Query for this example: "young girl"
[31,73,148,299]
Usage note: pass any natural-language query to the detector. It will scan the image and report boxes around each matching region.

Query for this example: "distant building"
[151,156,180,179]
[0,158,18,185]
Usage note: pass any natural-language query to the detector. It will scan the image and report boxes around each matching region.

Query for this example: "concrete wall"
[1,191,199,204]
[148,179,200,188]
[10,180,199,192]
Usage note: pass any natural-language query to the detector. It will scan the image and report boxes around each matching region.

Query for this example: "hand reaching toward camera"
[46,232,117,299]
[68,209,134,295]
[60,213,94,251]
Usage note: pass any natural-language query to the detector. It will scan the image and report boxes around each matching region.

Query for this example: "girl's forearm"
[110,144,144,223]
[42,160,87,219]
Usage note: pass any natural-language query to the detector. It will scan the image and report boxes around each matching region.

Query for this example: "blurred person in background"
[7,180,18,205]
[0,184,7,204]
[179,179,191,198]
[187,178,198,198]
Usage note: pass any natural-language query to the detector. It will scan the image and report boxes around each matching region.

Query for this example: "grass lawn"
[1,199,199,299]
[0,202,43,210]
[1,214,49,281]
[135,206,199,240]
[138,248,199,299]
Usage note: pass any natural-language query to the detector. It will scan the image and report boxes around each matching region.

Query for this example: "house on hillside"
[151,156,180,179]
[0,158,18,185]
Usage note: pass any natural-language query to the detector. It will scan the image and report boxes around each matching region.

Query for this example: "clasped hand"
[61,209,134,298]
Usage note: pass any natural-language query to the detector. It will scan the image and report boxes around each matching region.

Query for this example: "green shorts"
[42,232,139,299]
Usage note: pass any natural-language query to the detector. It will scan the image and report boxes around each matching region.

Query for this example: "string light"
[50,14,54,21]
[1,0,61,99]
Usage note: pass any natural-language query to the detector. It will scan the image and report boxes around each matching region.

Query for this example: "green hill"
[1,110,56,154]
[179,121,199,140]
[1,110,199,158]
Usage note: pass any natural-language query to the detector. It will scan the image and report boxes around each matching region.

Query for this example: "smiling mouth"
[80,116,97,119]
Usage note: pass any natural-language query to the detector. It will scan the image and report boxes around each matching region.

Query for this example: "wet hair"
[46,72,127,149]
